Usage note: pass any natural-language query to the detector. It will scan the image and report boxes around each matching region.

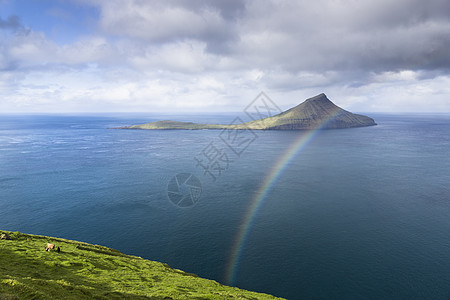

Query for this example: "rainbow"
[224,113,342,285]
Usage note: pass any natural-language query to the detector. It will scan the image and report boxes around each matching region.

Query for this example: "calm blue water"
[1,113,450,299]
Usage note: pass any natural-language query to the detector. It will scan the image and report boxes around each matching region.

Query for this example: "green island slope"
[0,230,282,299]
[118,93,376,130]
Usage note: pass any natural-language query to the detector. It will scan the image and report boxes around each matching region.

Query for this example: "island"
[117,93,376,130]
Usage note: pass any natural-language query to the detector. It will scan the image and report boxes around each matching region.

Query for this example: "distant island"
[117,93,376,130]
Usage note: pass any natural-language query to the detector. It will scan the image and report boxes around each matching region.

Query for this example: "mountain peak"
[261,93,375,129]
[283,93,335,116]
[304,93,330,103]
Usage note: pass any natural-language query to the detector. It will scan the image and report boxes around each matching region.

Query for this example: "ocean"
[1,113,449,299]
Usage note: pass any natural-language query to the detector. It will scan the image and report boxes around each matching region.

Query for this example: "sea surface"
[1,113,450,299]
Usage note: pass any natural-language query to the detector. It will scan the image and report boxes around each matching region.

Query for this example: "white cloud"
[1,0,450,113]
[127,41,214,73]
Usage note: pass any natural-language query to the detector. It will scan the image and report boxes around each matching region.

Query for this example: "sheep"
[0,233,11,240]
[45,243,55,251]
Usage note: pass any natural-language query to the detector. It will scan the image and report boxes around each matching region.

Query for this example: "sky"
[1,0,450,113]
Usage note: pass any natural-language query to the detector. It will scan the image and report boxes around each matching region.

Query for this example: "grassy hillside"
[0,230,282,299]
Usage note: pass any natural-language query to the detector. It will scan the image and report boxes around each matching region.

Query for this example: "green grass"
[0,230,283,299]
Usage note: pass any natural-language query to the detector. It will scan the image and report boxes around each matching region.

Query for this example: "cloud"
[91,0,450,83]
[1,0,450,112]
[0,15,21,30]
[234,0,450,73]
[1,28,117,70]
[94,0,244,54]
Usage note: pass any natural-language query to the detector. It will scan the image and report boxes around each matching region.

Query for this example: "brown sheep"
[45,243,55,251]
